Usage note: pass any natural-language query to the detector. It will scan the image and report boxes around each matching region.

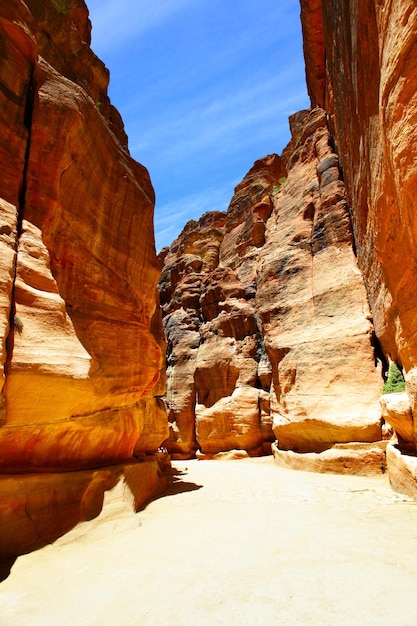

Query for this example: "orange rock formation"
[161,1,417,500]
[0,0,168,573]
[257,108,382,453]
[159,158,281,458]
[300,0,417,498]
[160,113,384,460]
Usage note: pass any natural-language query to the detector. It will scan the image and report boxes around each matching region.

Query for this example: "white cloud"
[86,0,311,251]
[129,71,308,164]
[154,184,234,251]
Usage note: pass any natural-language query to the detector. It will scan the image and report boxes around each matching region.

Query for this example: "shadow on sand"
[163,467,203,497]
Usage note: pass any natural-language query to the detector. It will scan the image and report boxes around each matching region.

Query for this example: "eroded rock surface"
[0,0,168,566]
[159,157,282,458]
[257,108,382,452]
[300,0,417,498]
[160,111,383,459]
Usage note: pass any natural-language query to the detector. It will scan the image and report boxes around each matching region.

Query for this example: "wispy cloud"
[155,184,234,251]
[88,0,194,54]
[130,70,306,158]
[87,0,310,251]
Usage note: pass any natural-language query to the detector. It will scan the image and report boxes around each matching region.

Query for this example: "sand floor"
[0,457,416,626]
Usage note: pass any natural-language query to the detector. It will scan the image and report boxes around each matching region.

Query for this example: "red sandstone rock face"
[159,157,282,458]
[300,0,417,495]
[0,0,167,469]
[0,0,168,566]
[300,0,417,411]
[257,108,382,452]
[160,113,383,457]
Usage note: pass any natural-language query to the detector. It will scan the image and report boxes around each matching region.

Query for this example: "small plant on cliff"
[253,313,267,360]
[51,0,67,14]
[270,177,287,198]
[256,333,267,361]
[382,362,406,394]
[13,316,23,335]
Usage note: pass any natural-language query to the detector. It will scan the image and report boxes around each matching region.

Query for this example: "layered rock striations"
[0,0,168,572]
[257,108,382,454]
[159,158,280,458]
[160,111,384,462]
[300,0,417,496]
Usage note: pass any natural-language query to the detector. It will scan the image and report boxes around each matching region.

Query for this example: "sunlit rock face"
[160,113,383,458]
[257,108,382,453]
[159,157,282,458]
[301,0,417,409]
[0,0,168,567]
[301,0,417,496]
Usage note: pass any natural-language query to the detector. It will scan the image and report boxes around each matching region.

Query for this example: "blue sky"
[86,0,310,251]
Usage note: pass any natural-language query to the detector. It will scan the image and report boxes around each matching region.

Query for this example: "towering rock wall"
[257,108,382,453]
[301,0,417,401]
[0,0,168,573]
[159,158,280,458]
[160,109,384,462]
[300,0,417,493]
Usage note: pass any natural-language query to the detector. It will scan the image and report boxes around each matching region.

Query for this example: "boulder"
[380,392,416,451]
[386,443,417,502]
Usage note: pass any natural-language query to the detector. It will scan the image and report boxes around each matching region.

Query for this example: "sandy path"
[0,457,416,626]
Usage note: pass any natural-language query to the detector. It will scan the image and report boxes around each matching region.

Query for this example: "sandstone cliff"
[0,0,168,575]
[159,157,280,458]
[160,1,417,500]
[160,109,384,464]
[300,0,417,497]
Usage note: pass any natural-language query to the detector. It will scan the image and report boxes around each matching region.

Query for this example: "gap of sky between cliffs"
[86,0,310,251]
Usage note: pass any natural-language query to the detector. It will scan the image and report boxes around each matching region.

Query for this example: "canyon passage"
[1,458,417,626]
[1,0,417,621]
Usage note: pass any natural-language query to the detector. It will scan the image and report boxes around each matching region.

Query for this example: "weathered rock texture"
[160,110,383,460]
[272,441,387,476]
[300,0,417,497]
[257,108,382,453]
[159,160,279,458]
[0,0,168,568]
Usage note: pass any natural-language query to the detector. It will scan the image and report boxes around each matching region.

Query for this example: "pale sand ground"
[1,457,417,626]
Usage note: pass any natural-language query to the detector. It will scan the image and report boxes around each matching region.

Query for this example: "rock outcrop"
[160,111,383,461]
[257,108,382,453]
[159,158,280,458]
[0,0,168,571]
[300,0,417,497]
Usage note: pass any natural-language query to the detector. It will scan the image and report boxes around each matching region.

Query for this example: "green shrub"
[51,0,67,14]
[382,362,405,394]
[256,333,267,361]
[270,177,287,199]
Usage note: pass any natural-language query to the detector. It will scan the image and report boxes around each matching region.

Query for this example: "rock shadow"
[163,468,203,497]
[0,557,16,583]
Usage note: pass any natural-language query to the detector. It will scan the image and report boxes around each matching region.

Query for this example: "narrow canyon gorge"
[0,0,416,595]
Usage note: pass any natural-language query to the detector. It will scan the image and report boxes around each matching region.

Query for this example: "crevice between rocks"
[4,62,36,381]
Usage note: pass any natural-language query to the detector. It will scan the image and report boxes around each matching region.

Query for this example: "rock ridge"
[159,108,384,462]
[0,0,168,571]
[300,0,417,498]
